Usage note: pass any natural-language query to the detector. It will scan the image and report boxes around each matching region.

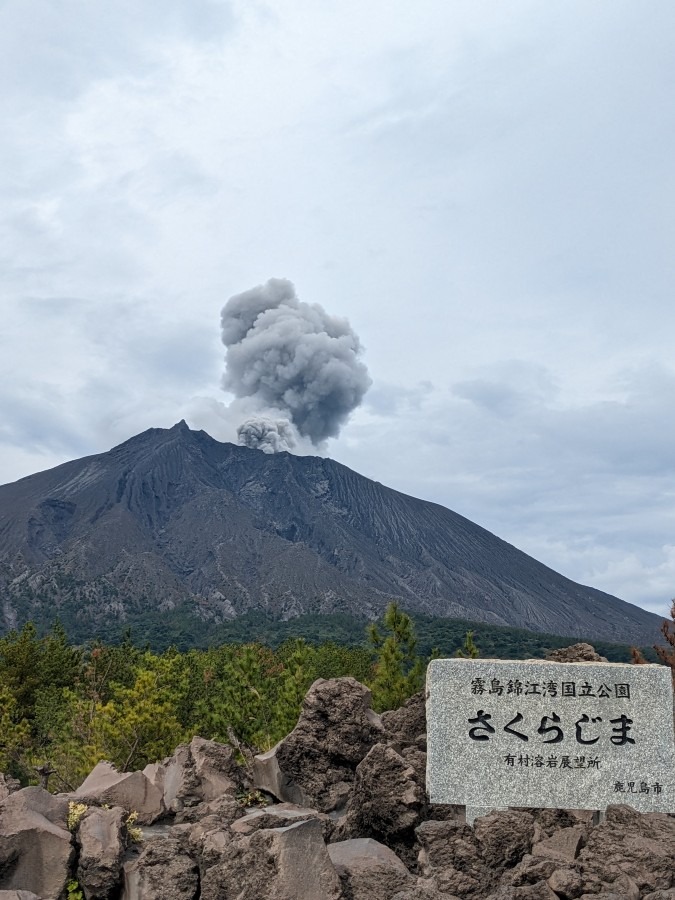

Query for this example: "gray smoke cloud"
[221,278,371,452]
[237,416,297,453]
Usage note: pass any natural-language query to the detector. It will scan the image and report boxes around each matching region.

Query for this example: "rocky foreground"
[0,674,673,900]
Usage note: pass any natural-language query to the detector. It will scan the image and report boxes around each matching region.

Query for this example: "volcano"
[0,421,662,644]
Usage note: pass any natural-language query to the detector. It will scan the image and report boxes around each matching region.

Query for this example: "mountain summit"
[0,423,662,644]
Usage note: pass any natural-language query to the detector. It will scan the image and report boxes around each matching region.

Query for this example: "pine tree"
[0,682,30,778]
[0,622,43,722]
[272,639,313,740]
[367,603,425,712]
[94,659,187,771]
[455,630,480,659]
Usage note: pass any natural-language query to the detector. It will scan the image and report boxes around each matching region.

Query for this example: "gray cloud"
[337,359,675,617]
[365,380,434,417]
[1,1,674,617]
[452,361,558,418]
[0,0,233,103]
[220,278,371,450]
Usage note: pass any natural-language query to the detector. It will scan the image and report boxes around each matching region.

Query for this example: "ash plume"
[220,278,371,453]
[237,417,297,453]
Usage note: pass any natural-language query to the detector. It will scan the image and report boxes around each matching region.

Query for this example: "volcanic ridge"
[0,422,662,644]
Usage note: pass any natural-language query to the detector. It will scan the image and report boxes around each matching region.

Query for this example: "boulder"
[608,873,640,899]
[546,867,583,899]
[474,809,534,870]
[486,884,558,900]
[0,777,21,804]
[337,743,426,846]
[381,691,427,749]
[531,825,585,863]
[576,804,675,896]
[527,808,592,845]
[426,803,466,824]
[200,818,342,900]
[77,805,126,900]
[230,802,332,841]
[544,644,608,663]
[253,677,384,813]
[328,838,414,898]
[143,736,243,814]
[401,746,428,784]
[143,746,189,813]
[392,883,462,900]
[0,787,73,899]
[172,793,241,826]
[500,855,558,887]
[75,761,163,824]
[577,895,623,900]
[169,815,229,863]
[416,819,490,898]
[122,837,199,900]
[0,892,44,899]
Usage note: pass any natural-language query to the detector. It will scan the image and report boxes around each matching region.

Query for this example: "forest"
[0,602,671,794]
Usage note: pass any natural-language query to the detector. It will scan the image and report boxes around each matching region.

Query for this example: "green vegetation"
[124,810,143,843]
[15,604,656,664]
[0,622,375,789]
[5,584,658,662]
[0,603,662,791]
[66,880,84,900]
[367,603,426,711]
[407,614,658,664]
[454,629,479,659]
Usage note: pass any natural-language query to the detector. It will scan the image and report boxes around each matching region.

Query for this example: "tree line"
[1,600,671,793]
[0,604,432,790]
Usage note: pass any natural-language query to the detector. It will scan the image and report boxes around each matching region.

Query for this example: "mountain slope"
[0,421,663,644]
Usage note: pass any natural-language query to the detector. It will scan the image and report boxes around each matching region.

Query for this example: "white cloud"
[336,359,675,617]
[1,0,674,618]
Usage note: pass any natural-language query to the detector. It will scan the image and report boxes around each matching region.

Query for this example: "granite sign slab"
[426,659,674,813]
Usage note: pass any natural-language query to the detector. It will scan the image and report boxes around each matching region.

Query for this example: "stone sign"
[426,658,674,815]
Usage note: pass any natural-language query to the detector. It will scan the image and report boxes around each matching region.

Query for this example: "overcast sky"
[2,0,674,617]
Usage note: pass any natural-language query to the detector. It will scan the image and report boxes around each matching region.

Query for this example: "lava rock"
[122,836,199,900]
[381,692,427,749]
[544,644,608,663]
[0,787,73,899]
[576,804,675,896]
[546,867,583,899]
[143,736,245,815]
[338,743,427,844]
[328,837,414,898]
[200,818,342,900]
[0,892,45,900]
[77,805,126,900]
[474,809,535,870]
[531,825,586,863]
[74,761,163,824]
[231,802,333,841]
[416,819,490,898]
[391,883,462,900]
[253,677,385,813]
